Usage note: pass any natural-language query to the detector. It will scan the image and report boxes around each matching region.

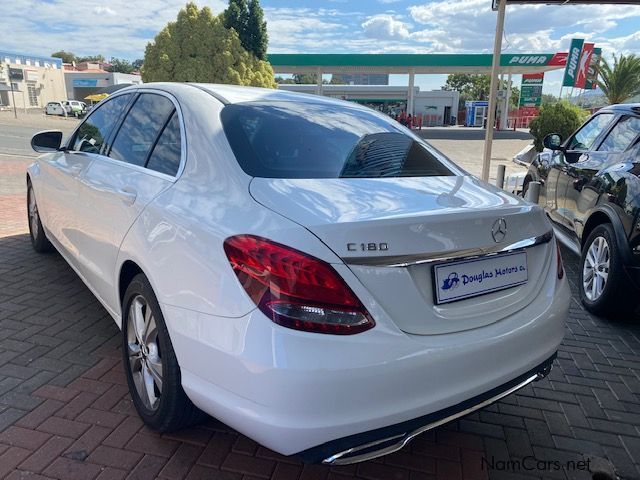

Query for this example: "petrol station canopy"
[267,53,568,75]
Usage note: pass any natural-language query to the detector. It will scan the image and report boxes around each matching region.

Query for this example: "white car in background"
[27,83,569,464]
[61,100,86,117]
[44,101,65,116]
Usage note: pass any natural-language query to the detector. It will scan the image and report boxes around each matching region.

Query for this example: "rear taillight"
[556,242,564,279]
[223,235,374,335]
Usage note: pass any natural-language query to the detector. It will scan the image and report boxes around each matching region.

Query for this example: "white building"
[0,51,67,110]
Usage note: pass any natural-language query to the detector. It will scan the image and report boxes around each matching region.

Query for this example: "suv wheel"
[580,223,633,316]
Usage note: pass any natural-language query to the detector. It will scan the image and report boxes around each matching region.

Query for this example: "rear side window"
[109,93,175,167]
[72,94,132,153]
[221,101,453,178]
[146,112,182,176]
[598,116,640,152]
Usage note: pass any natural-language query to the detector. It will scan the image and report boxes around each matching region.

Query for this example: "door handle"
[116,187,137,206]
[69,164,83,175]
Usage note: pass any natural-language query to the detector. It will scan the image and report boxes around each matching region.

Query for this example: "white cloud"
[362,14,410,40]
[93,6,117,16]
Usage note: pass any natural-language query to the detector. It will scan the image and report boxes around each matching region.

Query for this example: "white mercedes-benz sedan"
[27,83,569,464]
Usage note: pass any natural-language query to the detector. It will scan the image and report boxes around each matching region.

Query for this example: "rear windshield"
[220,101,454,178]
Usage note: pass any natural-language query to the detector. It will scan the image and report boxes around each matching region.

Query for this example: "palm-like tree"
[597,54,640,105]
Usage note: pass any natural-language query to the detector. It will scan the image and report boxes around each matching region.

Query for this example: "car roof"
[118,82,368,109]
[597,104,640,115]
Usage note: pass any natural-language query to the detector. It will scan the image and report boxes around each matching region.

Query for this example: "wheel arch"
[119,260,145,310]
[582,206,633,265]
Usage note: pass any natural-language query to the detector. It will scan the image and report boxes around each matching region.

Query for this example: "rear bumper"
[302,353,555,464]
[162,273,568,458]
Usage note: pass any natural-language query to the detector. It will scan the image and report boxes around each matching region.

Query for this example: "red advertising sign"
[548,52,568,67]
[574,43,594,89]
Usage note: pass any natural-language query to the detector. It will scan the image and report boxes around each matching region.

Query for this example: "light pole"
[481,0,506,182]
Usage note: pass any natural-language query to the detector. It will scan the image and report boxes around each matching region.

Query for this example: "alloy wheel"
[582,236,610,301]
[127,295,163,411]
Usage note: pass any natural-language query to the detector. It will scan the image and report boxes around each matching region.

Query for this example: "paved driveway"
[1,121,640,480]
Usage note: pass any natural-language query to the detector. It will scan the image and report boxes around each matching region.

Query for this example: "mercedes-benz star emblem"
[492,218,507,243]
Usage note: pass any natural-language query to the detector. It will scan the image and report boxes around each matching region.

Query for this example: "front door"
[43,93,134,271]
[556,112,616,233]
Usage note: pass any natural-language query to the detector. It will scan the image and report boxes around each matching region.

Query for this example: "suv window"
[71,94,132,154]
[567,113,614,151]
[109,93,175,167]
[146,112,182,176]
[598,115,640,152]
[221,101,453,179]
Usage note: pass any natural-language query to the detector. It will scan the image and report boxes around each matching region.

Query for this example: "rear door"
[75,91,184,314]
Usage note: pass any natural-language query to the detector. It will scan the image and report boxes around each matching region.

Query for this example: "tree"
[443,74,491,108]
[51,50,76,63]
[246,0,268,60]
[529,101,588,151]
[330,75,346,84]
[509,85,520,109]
[142,2,275,88]
[132,59,144,71]
[223,0,268,60]
[107,58,135,74]
[541,94,558,106]
[597,54,640,105]
[224,0,249,46]
[75,54,106,63]
[293,73,317,84]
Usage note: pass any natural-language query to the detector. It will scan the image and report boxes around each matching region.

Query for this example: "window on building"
[27,85,38,107]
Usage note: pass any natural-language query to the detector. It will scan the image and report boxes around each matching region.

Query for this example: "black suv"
[524,104,640,316]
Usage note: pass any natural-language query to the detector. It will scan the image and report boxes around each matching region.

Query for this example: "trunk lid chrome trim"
[344,230,553,267]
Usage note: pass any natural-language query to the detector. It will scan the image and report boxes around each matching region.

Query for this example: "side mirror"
[543,133,563,151]
[31,131,64,153]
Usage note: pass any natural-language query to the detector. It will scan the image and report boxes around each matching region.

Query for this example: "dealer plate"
[433,251,528,305]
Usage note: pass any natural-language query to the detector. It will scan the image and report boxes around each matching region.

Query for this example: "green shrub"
[529,101,589,151]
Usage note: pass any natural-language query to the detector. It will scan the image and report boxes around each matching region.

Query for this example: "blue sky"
[5,0,640,94]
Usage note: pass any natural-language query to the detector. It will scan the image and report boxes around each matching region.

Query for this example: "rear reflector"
[223,235,374,335]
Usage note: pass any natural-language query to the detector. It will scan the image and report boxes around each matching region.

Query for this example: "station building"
[279,84,459,126]
[0,51,67,110]
[269,53,568,128]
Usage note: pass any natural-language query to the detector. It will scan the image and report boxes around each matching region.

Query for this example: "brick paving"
[2,153,640,479]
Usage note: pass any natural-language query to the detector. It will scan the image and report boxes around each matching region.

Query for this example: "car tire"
[579,223,633,316]
[122,273,204,432]
[27,182,53,253]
